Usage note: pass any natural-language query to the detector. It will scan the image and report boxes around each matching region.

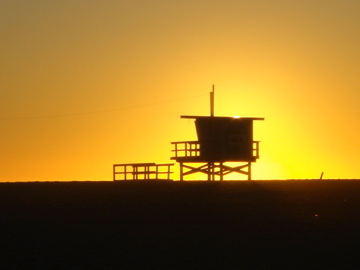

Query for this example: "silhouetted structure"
[113,163,174,180]
[113,86,263,181]
[171,87,264,181]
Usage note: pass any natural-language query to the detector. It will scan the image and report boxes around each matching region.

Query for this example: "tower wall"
[195,118,254,162]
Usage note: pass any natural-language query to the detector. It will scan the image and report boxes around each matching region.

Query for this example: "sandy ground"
[1,180,360,269]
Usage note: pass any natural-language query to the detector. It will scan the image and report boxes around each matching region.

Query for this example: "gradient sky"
[1,0,359,181]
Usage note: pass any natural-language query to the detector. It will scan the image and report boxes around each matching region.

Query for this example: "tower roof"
[181,115,265,121]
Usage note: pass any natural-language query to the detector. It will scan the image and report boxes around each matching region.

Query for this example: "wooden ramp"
[113,163,174,181]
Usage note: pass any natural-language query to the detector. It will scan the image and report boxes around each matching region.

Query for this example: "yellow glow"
[1,1,359,181]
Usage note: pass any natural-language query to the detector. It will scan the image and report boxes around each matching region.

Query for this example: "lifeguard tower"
[171,87,264,181]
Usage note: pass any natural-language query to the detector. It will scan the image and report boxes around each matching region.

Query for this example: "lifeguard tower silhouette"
[171,86,264,181]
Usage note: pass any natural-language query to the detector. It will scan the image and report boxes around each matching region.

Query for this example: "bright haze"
[1,1,359,181]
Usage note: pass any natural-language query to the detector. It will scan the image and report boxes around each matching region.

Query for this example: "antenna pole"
[210,85,215,117]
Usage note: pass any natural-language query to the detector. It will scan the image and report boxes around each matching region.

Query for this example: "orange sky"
[1,0,359,181]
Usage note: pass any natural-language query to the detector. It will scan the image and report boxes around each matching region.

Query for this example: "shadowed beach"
[1,180,360,269]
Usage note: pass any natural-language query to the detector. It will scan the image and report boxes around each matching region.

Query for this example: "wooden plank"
[171,141,199,144]
[113,162,155,166]
[181,115,264,120]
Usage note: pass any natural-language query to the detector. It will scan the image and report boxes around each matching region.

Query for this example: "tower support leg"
[220,162,224,181]
[248,162,252,181]
[207,162,215,181]
[176,161,254,181]
[180,162,184,181]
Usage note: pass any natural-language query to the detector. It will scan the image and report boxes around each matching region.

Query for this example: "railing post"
[220,162,224,181]
[134,165,138,180]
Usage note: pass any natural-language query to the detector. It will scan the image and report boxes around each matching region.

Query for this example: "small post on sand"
[210,85,215,117]
[320,172,324,180]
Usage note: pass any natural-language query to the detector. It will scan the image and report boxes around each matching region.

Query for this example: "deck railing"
[171,140,261,159]
[171,141,200,159]
[113,163,174,181]
[253,141,260,159]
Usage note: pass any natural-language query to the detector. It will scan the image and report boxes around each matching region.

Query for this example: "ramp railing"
[113,163,174,181]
